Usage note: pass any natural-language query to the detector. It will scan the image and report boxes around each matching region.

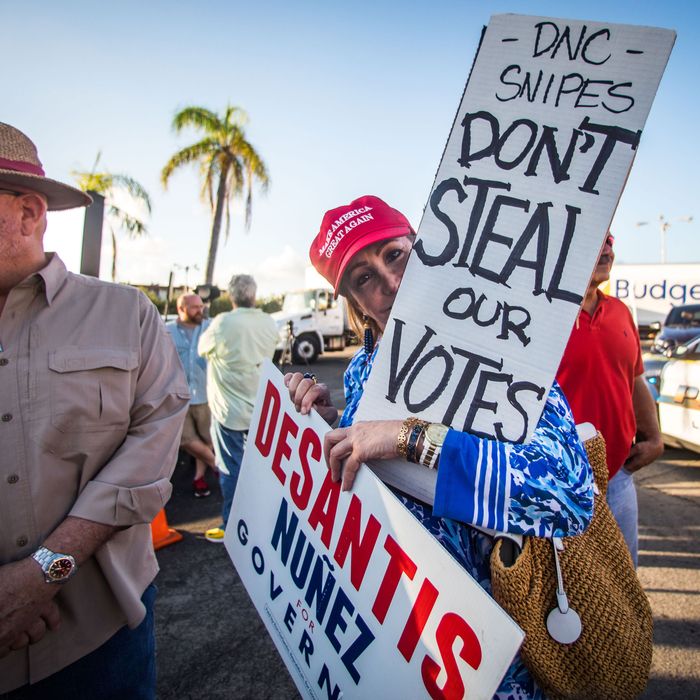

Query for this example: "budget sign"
[225,361,523,700]
[355,14,675,502]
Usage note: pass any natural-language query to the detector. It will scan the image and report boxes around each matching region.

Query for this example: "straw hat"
[0,122,92,211]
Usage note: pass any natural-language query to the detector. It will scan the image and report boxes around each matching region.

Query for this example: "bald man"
[166,293,217,497]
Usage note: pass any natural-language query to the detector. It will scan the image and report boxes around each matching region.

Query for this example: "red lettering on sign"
[291,427,320,510]
[271,412,299,486]
[397,577,439,662]
[255,381,281,457]
[372,535,417,624]
[307,470,341,549]
[333,494,381,591]
[421,612,482,700]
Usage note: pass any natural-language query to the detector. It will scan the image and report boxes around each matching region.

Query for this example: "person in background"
[198,274,278,542]
[557,232,663,566]
[0,122,189,697]
[286,195,594,699]
[167,292,217,498]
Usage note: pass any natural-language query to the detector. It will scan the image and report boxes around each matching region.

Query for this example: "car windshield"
[282,291,316,313]
[666,305,700,326]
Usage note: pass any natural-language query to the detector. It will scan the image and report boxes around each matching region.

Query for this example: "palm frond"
[90,151,102,176]
[224,104,249,128]
[72,170,114,194]
[109,205,148,238]
[225,156,245,197]
[161,138,219,187]
[110,174,152,213]
[172,106,223,135]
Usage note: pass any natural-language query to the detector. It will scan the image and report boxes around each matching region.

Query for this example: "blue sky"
[3,0,698,293]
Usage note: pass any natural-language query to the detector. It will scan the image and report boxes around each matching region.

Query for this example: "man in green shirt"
[198,274,278,541]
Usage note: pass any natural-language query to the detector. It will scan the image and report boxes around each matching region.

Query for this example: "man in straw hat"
[0,122,189,696]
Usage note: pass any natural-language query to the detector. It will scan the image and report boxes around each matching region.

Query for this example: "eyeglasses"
[0,189,22,197]
[605,233,615,247]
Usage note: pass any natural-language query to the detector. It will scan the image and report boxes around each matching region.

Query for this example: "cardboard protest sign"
[225,361,523,700]
[355,14,675,502]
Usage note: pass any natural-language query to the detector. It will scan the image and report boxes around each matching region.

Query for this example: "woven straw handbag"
[490,432,653,700]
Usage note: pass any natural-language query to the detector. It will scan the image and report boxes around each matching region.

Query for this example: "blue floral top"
[340,344,594,700]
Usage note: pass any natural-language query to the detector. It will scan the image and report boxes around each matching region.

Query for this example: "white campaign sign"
[225,361,523,700]
[356,14,675,502]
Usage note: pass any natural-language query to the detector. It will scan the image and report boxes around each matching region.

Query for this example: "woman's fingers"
[340,452,363,492]
[284,372,304,403]
[324,429,351,483]
[300,383,331,415]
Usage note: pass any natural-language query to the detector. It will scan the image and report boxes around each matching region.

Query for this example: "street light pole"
[174,263,199,291]
[635,215,693,263]
[659,216,670,264]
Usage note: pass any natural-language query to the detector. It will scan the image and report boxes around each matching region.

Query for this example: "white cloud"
[45,210,307,296]
[110,235,173,285]
[219,245,307,297]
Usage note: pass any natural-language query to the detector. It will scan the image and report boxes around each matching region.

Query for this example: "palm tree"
[161,105,269,285]
[73,154,152,282]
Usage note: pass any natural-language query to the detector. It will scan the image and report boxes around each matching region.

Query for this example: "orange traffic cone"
[151,509,183,550]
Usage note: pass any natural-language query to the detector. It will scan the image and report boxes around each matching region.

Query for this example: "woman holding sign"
[285,195,593,699]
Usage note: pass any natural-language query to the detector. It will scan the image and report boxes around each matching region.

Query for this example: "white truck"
[601,263,700,337]
[272,288,353,363]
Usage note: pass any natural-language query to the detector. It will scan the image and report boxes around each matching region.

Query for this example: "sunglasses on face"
[0,189,22,197]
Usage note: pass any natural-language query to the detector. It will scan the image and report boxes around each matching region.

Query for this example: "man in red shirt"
[557,233,663,566]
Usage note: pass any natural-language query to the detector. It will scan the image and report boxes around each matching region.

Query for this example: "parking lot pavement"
[637,449,700,698]
[155,352,352,700]
[154,348,700,698]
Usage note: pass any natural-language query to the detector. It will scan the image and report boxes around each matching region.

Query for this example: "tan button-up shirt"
[0,254,189,691]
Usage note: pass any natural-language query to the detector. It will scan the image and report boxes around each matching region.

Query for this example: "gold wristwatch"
[420,423,448,469]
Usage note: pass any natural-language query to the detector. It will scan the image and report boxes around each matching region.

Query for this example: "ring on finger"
[303,372,317,384]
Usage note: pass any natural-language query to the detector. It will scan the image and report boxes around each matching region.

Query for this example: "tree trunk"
[111,229,117,282]
[205,167,229,285]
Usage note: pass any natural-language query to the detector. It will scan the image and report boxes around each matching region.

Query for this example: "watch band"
[419,440,440,469]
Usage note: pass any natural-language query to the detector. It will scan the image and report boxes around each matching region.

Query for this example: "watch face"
[47,557,74,581]
[426,423,448,446]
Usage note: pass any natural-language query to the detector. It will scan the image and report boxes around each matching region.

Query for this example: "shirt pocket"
[48,347,139,433]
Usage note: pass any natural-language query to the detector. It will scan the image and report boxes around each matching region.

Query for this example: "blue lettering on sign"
[614,279,698,305]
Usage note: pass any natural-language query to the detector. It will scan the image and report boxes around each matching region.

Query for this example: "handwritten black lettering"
[386,321,436,404]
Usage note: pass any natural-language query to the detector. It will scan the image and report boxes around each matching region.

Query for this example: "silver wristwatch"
[32,546,78,584]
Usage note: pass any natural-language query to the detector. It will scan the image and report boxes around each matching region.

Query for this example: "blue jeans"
[607,467,639,567]
[4,583,157,700]
[211,422,247,527]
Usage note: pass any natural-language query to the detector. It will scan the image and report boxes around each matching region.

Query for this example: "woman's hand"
[324,420,402,491]
[284,372,338,425]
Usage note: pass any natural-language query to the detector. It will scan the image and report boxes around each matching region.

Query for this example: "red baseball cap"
[309,195,413,294]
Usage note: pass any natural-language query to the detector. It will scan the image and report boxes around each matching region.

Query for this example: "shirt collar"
[29,253,68,306]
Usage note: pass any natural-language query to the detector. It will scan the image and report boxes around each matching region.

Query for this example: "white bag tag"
[546,537,582,644]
